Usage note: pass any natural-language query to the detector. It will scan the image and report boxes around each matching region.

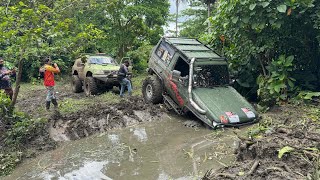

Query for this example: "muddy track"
[12,84,168,158]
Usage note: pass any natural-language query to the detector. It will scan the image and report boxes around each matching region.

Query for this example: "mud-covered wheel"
[72,75,83,93]
[84,77,98,96]
[142,75,163,104]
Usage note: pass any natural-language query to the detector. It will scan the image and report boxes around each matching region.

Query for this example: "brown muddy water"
[5,116,243,180]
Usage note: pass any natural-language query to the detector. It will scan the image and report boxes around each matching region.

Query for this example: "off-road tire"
[84,77,98,96]
[72,75,83,93]
[142,75,163,104]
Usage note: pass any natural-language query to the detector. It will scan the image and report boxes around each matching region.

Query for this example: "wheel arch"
[148,68,163,86]
[86,71,93,77]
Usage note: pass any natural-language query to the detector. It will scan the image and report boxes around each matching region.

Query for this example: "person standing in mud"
[0,57,16,99]
[117,60,132,97]
[39,57,60,110]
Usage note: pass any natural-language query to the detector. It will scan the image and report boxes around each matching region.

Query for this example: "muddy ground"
[4,83,320,179]
[204,105,320,180]
[15,83,167,141]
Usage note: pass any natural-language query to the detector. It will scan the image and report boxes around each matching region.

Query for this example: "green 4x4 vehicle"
[142,37,258,129]
[72,54,131,96]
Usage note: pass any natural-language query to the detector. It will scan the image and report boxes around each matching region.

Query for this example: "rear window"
[89,56,116,65]
[156,41,175,65]
[194,65,229,87]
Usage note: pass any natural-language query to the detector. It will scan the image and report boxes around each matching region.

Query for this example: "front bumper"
[93,74,119,84]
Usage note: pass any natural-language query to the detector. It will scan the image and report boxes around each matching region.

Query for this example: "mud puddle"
[4,116,243,180]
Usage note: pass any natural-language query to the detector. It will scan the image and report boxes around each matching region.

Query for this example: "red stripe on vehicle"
[169,81,184,106]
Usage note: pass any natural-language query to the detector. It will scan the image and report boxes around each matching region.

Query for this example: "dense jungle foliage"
[0,0,318,106]
[201,0,320,106]
[0,0,320,177]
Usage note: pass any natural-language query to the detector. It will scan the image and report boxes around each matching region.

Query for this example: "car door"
[167,55,189,107]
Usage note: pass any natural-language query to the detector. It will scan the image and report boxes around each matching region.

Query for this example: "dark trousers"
[3,88,13,100]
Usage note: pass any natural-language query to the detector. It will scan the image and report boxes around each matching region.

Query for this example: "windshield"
[89,56,116,65]
[193,65,229,87]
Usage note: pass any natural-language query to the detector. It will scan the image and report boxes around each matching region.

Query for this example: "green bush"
[0,91,12,120]
[207,0,320,102]
[127,43,153,73]
[4,118,47,146]
[257,55,295,106]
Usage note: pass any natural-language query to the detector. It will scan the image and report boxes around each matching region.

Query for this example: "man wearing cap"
[117,60,132,97]
[0,57,15,99]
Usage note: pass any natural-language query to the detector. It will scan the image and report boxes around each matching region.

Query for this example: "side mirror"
[172,70,181,81]
[81,56,87,63]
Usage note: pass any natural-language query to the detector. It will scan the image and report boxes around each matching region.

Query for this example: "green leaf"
[278,146,294,158]
[232,17,239,24]
[280,94,287,100]
[261,2,270,8]
[269,19,275,25]
[274,85,281,93]
[249,4,257,10]
[274,21,282,29]
[277,5,287,13]
[303,92,320,100]
[288,79,294,88]
[242,17,250,23]
[19,1,26,6]
[286,55,294,63]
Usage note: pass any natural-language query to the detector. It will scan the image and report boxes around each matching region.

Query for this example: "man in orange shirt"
[39,57,60,111]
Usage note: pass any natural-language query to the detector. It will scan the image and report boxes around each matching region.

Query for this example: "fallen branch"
[277,128,291,134]
[248,160,260,175]
[283,164,292,173]
[106,114,110,125]
[266,166,284,172]
[214,173,236,179]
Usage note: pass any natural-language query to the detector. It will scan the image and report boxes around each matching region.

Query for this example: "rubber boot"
[52,99,58,109]
[46,101,50,111]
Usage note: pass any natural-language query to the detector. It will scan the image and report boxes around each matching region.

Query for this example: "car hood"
[192,86,257,124]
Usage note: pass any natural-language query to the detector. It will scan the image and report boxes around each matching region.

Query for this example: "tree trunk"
[258,54,267,77]
[11,51,24,108]
[207,3,211,34]
[176,0,179,37]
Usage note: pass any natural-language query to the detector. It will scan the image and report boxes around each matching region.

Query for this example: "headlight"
[96,70,105,74]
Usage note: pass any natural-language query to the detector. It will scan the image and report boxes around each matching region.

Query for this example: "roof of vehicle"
[82,53,113,57]
[163,37,225,61]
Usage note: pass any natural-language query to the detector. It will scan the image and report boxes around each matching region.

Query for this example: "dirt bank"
[204,105,320,180]
[49,96,166,141]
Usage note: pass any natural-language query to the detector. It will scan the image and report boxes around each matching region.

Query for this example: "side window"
[156,41,175,65]
[173,57,189,77]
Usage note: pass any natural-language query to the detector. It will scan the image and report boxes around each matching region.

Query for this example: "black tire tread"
[72,75,83,93]
[85,77,98,95]
[142,75,163,104]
